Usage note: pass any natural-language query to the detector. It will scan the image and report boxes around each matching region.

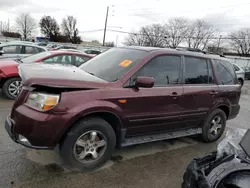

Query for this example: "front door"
[122,55,185,136]
[181,56,219,128]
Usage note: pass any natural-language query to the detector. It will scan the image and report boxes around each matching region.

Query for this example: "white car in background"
[232,63,245,86]
[0,42,47,60]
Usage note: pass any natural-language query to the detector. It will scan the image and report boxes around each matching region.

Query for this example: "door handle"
[209,91,218,95]
[170,92,179,99]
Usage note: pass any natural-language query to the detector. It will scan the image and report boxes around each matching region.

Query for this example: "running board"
[121,128,202,147]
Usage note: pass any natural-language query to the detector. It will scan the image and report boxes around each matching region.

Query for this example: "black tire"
[238,78,243,87]
[60,117,116,171]
[2,77,22,100]
[201,109,226,143]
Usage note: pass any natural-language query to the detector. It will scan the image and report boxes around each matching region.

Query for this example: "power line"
[78,29,103,33]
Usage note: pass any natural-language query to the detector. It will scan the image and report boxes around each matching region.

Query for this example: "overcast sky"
[0,0,250,45]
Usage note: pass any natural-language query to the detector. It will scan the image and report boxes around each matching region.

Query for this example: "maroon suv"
[5,47,241,171]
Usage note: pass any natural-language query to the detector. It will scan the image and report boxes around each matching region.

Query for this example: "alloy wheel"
[209,116,222,136]
[73,131,107,164]
[8,80,22,98]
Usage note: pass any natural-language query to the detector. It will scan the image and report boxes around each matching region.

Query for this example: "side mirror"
[0,50,4,55]
[133,76,154,88]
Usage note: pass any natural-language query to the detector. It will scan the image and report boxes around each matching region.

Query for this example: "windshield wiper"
[85,71,95,76]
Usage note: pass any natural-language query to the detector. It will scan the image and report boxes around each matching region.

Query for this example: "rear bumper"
[228,104,240,120]
[5,116,53,149]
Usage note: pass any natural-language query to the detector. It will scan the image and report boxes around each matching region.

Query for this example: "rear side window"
[184,56,214,84]
[214,60,237,85]
[133,55,181,87]
[233,64,240,71]
[75,55,90,67]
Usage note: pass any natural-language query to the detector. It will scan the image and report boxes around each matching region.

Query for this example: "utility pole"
[116,35,119,46]
[217,35,222,53]
[7,18,9,32]
[103,6,109,46]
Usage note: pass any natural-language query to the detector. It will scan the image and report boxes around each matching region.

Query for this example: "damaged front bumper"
[5,116,53,150]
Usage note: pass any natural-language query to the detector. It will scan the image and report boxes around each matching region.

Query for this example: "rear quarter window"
[233,64,240,71]
[214,60,237,85]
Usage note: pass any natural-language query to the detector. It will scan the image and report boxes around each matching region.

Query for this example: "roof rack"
[175,47,225,58]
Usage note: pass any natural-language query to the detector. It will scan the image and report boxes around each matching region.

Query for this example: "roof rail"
[175,47,206,54]
[175,47,225,57]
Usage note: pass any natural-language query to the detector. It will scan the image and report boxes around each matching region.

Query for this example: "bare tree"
[229,28,250,55]
[124,24,166,47]
[39,16,60,40]
[186,19,217,50]
[124,32,147,46]
[164,18,189,48]
[61,16,81,43]
[16,13,36,39]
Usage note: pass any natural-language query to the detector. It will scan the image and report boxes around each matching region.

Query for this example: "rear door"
[123,54,184,135]
[181,56,219,128]
[214,59,241,106]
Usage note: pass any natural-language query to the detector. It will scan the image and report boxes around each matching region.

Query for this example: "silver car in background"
[0,42,47,60]
[232,63,245,86]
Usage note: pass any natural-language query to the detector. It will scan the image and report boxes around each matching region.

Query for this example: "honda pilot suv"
[5,47,241,171]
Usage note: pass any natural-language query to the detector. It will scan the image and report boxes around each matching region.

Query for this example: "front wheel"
[60,117,116,171]
[2,77,22,99]
[201,109,226,143]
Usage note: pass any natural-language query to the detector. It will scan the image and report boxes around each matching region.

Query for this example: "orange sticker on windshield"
[119,60,132,67]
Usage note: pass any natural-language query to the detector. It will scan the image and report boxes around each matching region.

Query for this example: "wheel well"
[238,78,244,84]
[83,112,122,135]
[0,76,19,88]
[217,105,230,119]
[0,77,7,88]
[60,112,122,146]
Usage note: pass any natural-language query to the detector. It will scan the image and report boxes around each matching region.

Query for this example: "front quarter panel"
[0,64,19,78]
[57,90,125,131]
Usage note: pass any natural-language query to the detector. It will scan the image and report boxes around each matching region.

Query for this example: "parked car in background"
[0,51,92,99]
[232,63,245,86]
[83,49,101,55]
[242,66,250,80]
[0,42,47,59]
[46,43,60,50]
[35,42,48,46]
[5,47,241,171]
[52,45,77,51]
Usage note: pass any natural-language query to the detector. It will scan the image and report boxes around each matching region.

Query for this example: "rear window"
[214,60,237,85]
[80,48,147,82]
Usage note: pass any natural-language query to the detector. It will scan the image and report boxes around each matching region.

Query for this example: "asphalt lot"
[0,81,250,188]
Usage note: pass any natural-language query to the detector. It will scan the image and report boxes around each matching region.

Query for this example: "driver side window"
[131,55,181,87]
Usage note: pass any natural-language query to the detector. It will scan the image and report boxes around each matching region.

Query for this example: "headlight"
[26,92,60,111]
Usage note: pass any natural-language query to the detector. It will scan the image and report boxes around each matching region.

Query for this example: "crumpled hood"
[18,63,108,88]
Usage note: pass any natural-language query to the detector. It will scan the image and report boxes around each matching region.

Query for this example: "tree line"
[124,18,250,55]
[1,13,82,43]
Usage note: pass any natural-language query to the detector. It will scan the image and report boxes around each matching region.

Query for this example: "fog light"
[19,135,30,143]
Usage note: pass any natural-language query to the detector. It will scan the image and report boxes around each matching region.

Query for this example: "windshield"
[22,51,51,63]
[79,48,147,82]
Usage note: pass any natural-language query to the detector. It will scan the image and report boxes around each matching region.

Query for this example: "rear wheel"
[201,109,226,143]
[238,78,243,87]
[2,77,22,99]
[60,117,116,171]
